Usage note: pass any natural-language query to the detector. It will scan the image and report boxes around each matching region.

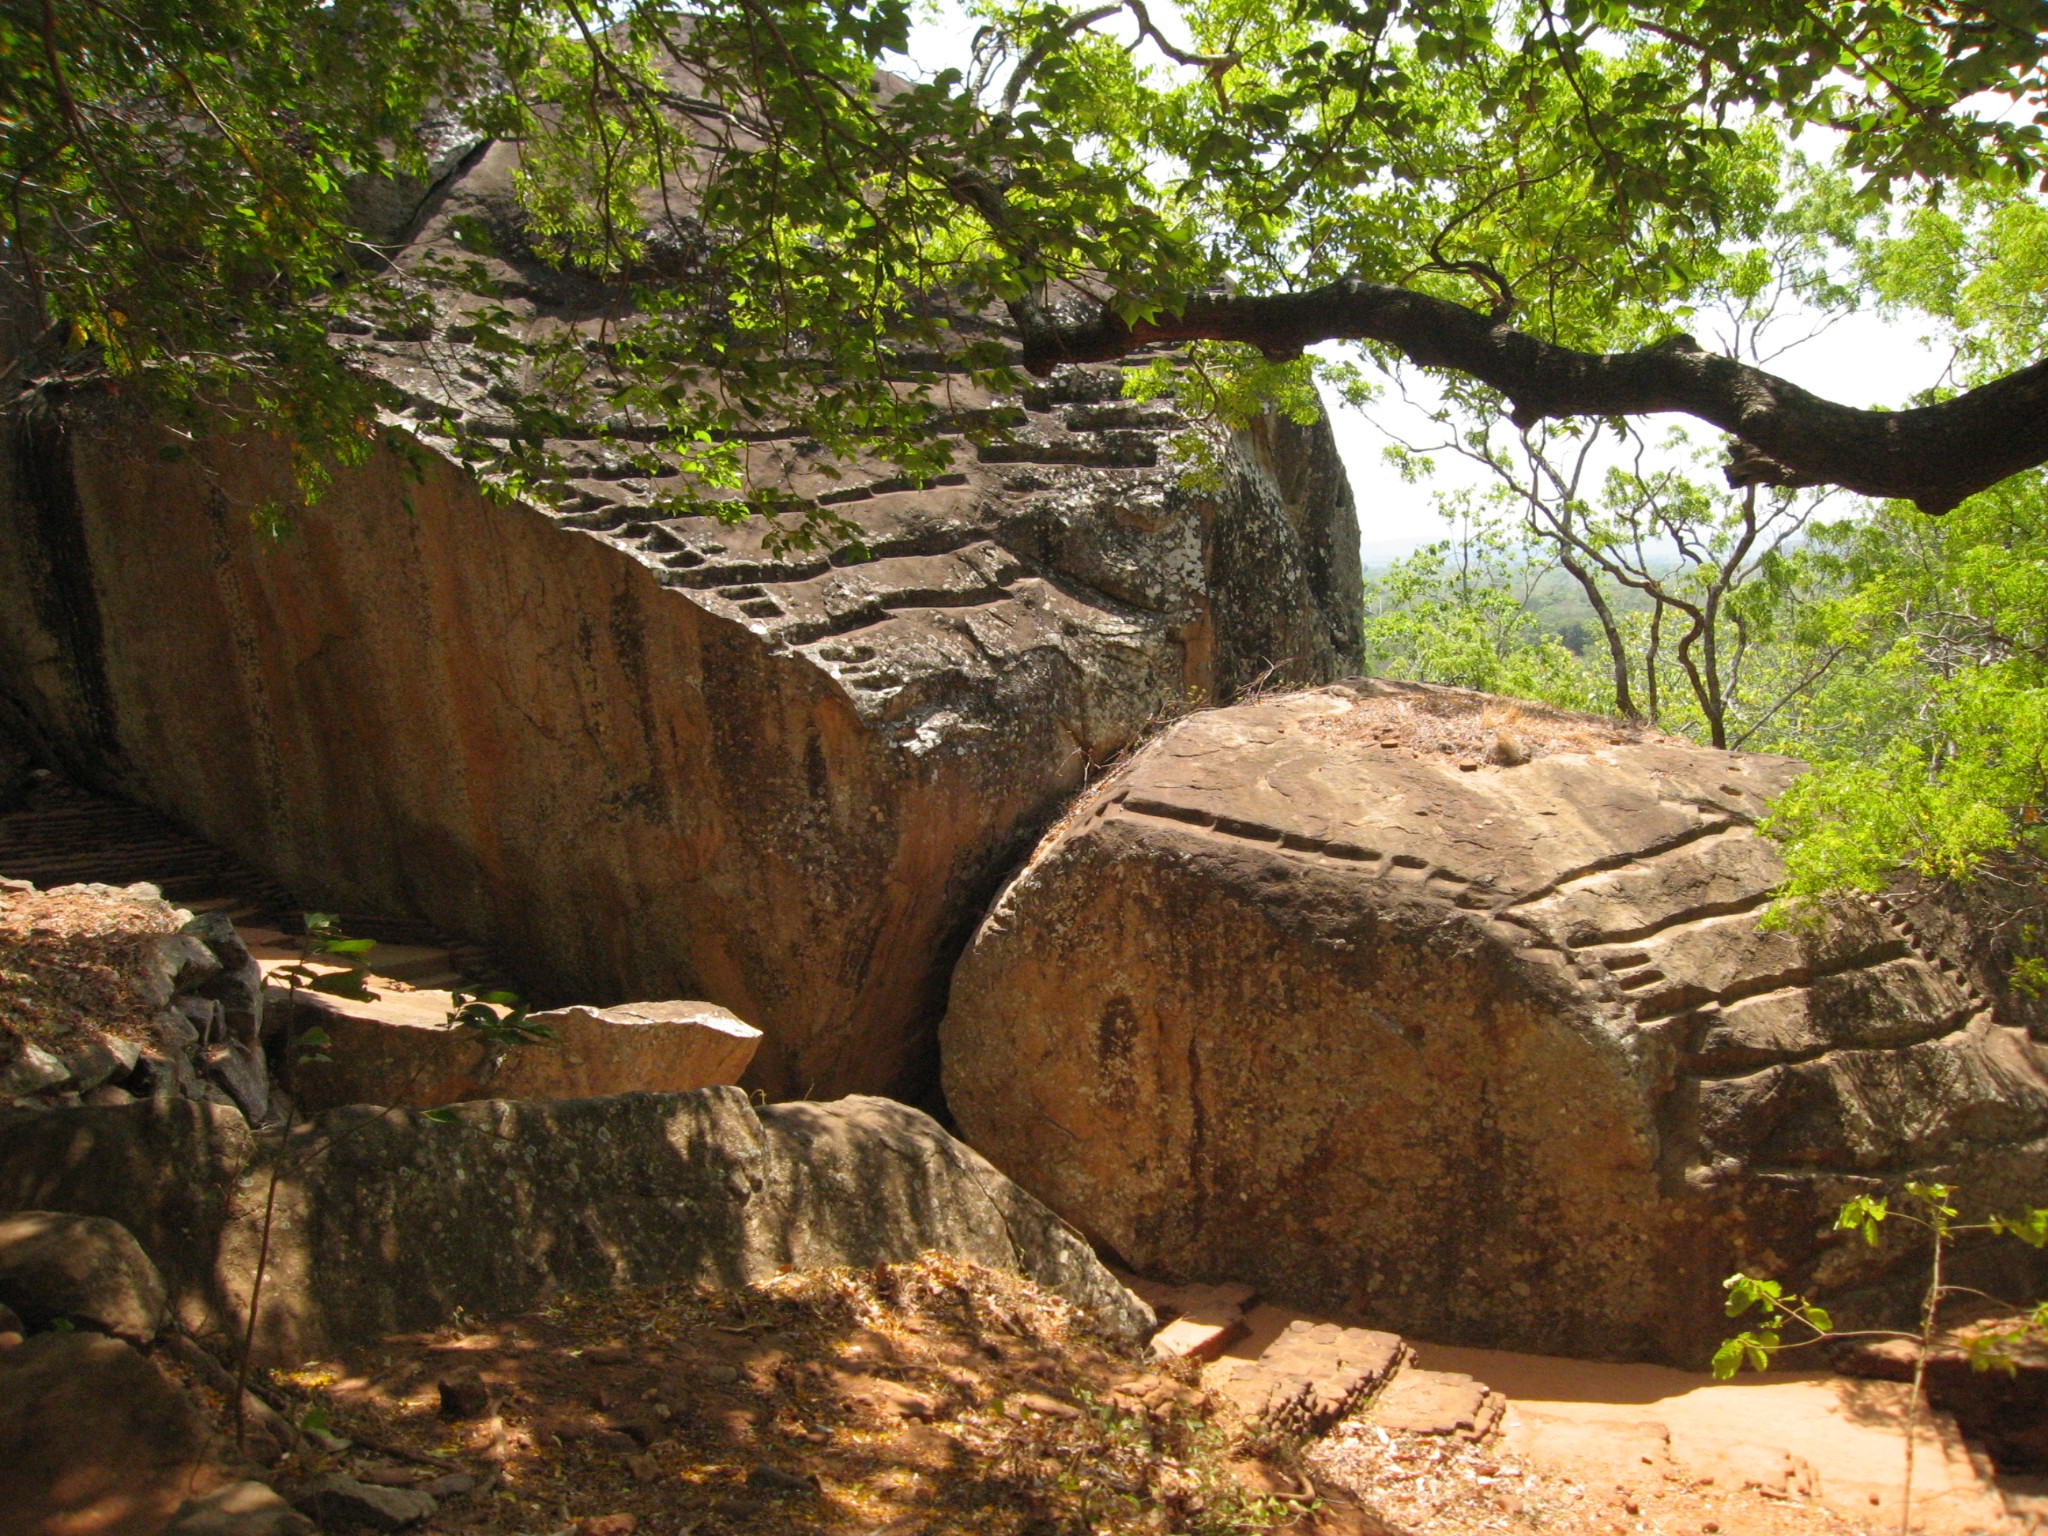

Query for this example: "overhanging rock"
[0,137,1362,1100]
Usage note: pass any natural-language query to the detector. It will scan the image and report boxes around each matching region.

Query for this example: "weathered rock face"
[940,680,2048,1363]
[0,1088,1148,1362]
[0,140,1361,1103]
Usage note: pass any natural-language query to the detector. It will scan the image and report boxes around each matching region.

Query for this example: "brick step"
[1369,1366,1508,1442]
[1215,1319,1412,1437]
[1123,1271,1512,1448]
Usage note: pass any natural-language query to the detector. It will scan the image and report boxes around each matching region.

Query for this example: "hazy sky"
[1329,313,1950,548]
[885,5,1954,550]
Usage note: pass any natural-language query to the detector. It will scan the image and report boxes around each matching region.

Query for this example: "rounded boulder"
[940,681,2048,1362]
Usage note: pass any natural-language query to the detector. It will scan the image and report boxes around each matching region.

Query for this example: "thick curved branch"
[1008,280,2048,513]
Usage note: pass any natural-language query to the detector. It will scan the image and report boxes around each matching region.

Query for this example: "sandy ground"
[1205,1306,2015,1536]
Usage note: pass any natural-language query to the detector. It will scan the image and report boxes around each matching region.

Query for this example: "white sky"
[1331,311,1951,552]
[886,5,1954,553]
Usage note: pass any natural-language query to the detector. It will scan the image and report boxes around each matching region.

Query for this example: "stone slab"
[285,992,760,1111]
[1369,1367,1505,1441]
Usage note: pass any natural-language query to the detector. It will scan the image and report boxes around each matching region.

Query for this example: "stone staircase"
[0,773,515,998]
[1122,1274,1507,1445]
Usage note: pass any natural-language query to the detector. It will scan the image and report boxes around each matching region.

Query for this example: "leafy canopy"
[5,0,2048,532]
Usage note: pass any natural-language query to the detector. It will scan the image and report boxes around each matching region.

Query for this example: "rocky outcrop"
[0,138,1362,1103]
[940,679,2048,1363]
[0,1088,1149,1362]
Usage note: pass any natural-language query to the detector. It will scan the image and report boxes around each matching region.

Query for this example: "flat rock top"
[1093,680,1803,905]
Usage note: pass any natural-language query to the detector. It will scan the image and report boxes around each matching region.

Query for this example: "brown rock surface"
[0,1330,235,1536]
[0,134,1361,1103]
[940,679,2048,1362]
[0,1088,1149,1361]
[0,1210,170,1343]
[284,993,761,1113]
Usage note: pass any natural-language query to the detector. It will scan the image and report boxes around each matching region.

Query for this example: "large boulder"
[940,680,2048,1363]
[0,1088,1149,1362]
[0,137,1361,1104]
[0,1330,238,1536]
[0,1210,169,1343]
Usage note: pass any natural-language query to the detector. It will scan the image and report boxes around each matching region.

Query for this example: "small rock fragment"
[576,1515,638,1536]
[146,931,223,1007]
[438,1365,492,1419]
[1,1040,68,1098]
[295,1474,437,1531]
[1009,1390,1081,1420]
[55,1032,140,1092]
[745,1464,816,1495]
[166,1480,316,1536]
[355,1463,422,1488]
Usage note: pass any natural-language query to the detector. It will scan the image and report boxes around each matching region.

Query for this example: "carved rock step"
[1368,1366,1507,1442]
[1213,1319,1412,1437]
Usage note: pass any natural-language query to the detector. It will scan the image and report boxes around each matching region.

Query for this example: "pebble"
[745,1464,816,1495]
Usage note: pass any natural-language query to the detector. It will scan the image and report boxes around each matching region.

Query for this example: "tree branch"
[1005,280,2048,513]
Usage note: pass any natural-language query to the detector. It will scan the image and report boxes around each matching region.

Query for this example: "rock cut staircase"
[1123,1273,1508,1445]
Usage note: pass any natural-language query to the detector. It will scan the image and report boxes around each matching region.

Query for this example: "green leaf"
[1835,1194,1889,1243]
[1711,1337,1747,1379]
[1989,1207,2048,1247]
[1722,1273,1781,1317]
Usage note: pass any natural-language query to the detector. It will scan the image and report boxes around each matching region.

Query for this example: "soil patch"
[258,1255,1298,1536]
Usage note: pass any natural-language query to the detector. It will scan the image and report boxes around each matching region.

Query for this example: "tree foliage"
[10,0,2048,898]
[1362,183,2048,902]
[5,0,2048,524]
